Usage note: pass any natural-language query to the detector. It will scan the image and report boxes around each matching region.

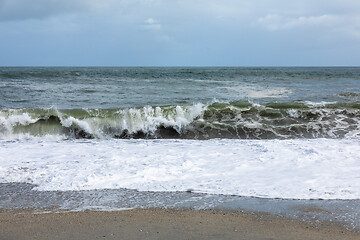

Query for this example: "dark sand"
[0,209,359,240]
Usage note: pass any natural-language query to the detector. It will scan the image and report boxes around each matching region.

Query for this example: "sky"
[0,0,359,66]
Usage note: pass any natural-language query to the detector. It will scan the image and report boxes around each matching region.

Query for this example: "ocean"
[0,67,360,210]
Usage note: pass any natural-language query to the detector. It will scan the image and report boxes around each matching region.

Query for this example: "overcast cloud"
[0,0,359,66]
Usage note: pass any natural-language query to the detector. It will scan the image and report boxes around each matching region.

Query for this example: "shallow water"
[1,183,359,231]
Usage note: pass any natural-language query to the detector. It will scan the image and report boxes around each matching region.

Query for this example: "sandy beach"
[1,209,359,240]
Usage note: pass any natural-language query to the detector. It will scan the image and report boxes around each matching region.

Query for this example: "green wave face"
[1,101,359,140]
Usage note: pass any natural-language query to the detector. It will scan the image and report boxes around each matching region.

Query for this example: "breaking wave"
[1,101,359,140]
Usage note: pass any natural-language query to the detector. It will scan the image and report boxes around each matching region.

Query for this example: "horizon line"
[0,65,359,68]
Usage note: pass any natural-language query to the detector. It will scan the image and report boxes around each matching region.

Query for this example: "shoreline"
[1,208,359,240]
[2,183,360,230]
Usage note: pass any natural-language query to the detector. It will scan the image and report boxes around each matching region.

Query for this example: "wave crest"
[1,101,359,140]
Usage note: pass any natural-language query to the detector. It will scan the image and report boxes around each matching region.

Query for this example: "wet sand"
[0,209,359,240]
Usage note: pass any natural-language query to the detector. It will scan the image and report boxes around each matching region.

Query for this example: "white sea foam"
[0,112,37,130]
[0,112,41,139]
[114,104,205,135]
[224,86,292,98]
[0,138,359,200]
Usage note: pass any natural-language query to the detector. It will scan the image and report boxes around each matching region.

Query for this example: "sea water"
[0,67,359,201]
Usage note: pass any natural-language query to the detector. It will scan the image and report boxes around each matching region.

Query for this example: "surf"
[0,101,359,140]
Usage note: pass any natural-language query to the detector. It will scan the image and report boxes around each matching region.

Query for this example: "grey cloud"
[255,13,360,40]
[0,0,91,21]
[256,14,339,31]
[1,0,360,66]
